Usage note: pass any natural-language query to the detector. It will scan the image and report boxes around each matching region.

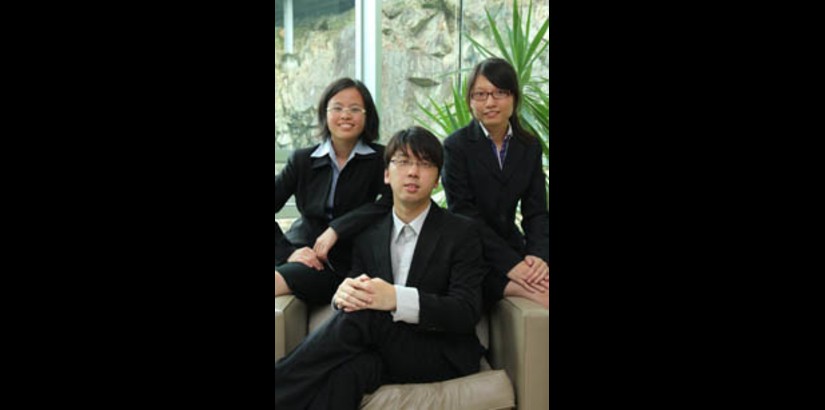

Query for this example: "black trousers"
[274,309,480,410]
[277,238,353,305]
[482,267,510,313]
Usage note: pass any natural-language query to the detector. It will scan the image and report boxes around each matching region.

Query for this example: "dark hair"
[465,58,535,142]
[315,78,380,143]
[384,126,444,175]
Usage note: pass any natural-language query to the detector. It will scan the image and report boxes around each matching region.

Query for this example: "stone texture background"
[276,0,549,150]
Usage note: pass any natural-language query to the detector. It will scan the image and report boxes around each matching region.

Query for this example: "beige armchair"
[275,295,548,409]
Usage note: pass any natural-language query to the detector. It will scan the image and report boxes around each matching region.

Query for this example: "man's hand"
[506,260,548,293]
[335,274,373,312]
[334,275,397,312]
[287,247,324,271]
[313,228,339,262]
[364,277,397,312]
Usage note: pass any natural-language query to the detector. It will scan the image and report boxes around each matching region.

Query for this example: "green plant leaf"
[485,8,513,64]
[465,31,496,60]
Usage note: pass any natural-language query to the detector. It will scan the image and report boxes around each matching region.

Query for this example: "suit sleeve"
[520,145,550,263]
[328,181,393,240]
[274,151,299,265]
[417,222,486,335]
[349,238,366,279]
[442,134,523,274]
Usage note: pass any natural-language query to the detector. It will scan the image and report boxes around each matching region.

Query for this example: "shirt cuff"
[391,285,419,324]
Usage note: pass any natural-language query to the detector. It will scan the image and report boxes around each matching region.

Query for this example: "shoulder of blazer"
[446,209,480,229]
[423,203,480,236]
[352,142,384,163]
[358,210,393,243]
[365,141,385,154]
[466,120,485,141]
[505,119,542,149]
[290,145,321,165]
[444,121,482,149]
[515,129,541,148]
[424,201,446,223]
[438,208,481,239]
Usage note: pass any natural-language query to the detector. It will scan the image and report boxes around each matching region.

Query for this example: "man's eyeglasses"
[326,107,367,116]
[390,158,436,170]
[469,89,512,101]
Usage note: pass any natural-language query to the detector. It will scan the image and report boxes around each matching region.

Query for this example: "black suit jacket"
[275,141,392,268]
[442,120,550,275]
[349,203,487,374]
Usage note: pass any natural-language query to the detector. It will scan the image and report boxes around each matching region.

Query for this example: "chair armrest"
[488,297,549,410]
[275,295,308,361]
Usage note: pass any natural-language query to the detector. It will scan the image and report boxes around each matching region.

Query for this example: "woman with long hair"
[442,58,550,309]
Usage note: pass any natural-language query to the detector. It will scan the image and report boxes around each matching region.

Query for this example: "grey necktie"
[393,224,415,285]
[397,224,414,245]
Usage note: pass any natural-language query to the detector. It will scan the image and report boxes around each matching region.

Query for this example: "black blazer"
[275,141,392,269]
[442,120,550,275]
[350,203,487,374]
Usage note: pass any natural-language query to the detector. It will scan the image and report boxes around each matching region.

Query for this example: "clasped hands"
[507,255,550,294]
[286,227,339,270]
[334,274,396,313]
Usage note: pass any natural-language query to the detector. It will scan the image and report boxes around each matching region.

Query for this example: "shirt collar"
[391,202,431,242]
[310,138,375,159]
[478,122,513,141]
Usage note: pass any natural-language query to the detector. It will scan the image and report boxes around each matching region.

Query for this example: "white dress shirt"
[389,203,431,324]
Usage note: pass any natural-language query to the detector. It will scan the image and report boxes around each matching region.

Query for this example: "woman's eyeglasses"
[326,107,367,116]
[469,89,511,101]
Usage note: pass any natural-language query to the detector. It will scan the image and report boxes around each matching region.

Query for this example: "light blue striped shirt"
[310,138,376,219]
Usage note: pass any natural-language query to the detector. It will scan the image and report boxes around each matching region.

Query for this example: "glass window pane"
[380,0,461,141]
[275,0,357,150]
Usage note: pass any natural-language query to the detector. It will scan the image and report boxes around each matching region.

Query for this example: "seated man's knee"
[333,310,392,340]
[332,352,382,387]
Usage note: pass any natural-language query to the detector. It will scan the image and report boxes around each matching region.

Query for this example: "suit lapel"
[306,155,334,215]
[500,136,526,183]
[370,214,395,283]
[468,121,506,183]
[404,203,444,288]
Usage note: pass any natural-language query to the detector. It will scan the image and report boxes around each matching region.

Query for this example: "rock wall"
[276,0,549,149]
[276,9,357,149]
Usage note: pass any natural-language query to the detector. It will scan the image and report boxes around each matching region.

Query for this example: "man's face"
[384,148,439,207]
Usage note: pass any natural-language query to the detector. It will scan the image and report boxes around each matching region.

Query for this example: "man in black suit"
[275,126,487,409]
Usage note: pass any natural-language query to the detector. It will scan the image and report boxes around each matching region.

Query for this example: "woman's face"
[469,75,515,132]
[326,87,366,144]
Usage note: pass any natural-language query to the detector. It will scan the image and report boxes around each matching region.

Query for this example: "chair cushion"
[308,304,336,331]
[275,295,307,361]
[360,369,514,410]
[308,306,512,409]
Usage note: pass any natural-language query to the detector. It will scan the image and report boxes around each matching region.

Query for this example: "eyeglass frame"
[389,158,437,170]
[469,89,512,101]
[326,106,367,116]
